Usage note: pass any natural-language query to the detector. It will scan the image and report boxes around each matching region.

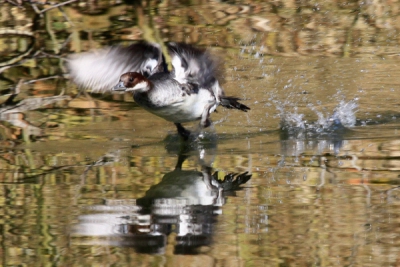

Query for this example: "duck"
[68,41,250,139]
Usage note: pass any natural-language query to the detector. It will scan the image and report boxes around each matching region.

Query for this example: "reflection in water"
[0,86,71,143]
[72,142,251,254]
[275,100,358,190]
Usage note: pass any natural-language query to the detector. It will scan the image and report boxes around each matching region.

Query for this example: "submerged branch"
[5,0,24,7]
[39,0,78,14]
[0,94,71,115]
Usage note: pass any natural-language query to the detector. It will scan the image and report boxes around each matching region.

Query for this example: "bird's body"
[129,72,215,123]
[68,41,250,139]
[136,88,215,124]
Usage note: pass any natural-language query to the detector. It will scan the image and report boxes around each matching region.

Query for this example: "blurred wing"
[168,42,225,102]
[68,42,163,93]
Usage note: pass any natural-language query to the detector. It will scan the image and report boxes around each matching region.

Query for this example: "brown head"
[113,72,150,92]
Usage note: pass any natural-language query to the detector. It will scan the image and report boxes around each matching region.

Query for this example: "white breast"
[145,89,216,123]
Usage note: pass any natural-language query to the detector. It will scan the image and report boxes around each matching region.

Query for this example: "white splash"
[279,99,358,133]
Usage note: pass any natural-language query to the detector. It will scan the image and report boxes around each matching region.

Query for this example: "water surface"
[1,1,400,266]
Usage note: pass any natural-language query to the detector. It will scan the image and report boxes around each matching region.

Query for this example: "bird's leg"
[201,166,215,190]
[175,153,190,170]
[175,123,191,140]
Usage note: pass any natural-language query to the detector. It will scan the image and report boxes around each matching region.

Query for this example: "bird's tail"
[220,97,250,112]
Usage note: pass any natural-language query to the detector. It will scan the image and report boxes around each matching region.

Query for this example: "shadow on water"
[71,138,251,254]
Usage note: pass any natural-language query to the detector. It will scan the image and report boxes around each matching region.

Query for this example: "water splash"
[279,99,358,135]
[331,99,358,127]
[313,99,358,130]
[277,100,357,156]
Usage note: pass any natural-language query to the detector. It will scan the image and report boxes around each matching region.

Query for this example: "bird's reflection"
[71,140,251,254]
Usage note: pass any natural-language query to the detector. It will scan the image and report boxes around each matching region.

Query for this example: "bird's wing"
[167,42,225,102]
[67,42,164,93]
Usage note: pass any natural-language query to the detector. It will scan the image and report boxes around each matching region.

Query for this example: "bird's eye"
[129,77,134,82]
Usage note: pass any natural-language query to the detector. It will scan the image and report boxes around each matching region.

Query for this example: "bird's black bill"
[113,81,127,91]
